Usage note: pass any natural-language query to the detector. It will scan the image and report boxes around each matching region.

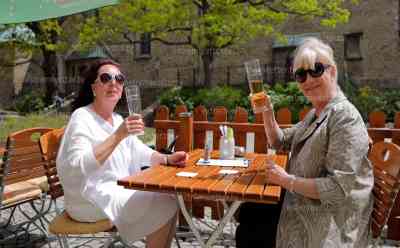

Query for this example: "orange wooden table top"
[118,149,288,204]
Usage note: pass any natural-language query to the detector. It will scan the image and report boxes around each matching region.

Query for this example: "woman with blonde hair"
[250,37,373,247]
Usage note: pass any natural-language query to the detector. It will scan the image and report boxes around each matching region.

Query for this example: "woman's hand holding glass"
[250,91,274,114]
[265,158,290,186]
[116,115,145,140]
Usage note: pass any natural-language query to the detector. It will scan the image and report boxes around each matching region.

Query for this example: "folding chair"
[39,128,137,248]
[0,127,54,245]
[369,141,400,247]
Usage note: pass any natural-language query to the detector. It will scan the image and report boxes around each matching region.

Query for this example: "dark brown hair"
[71,59,121,112]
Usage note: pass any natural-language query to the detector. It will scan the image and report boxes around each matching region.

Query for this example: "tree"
[79,0,358,87]
[3,16,83,104]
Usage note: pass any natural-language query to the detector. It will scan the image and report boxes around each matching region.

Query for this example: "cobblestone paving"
[0,197,398,247]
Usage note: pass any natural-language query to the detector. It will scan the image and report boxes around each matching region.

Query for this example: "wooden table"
[118,149,287,248]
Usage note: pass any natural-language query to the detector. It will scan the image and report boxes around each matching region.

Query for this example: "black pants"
[235,201,282,248]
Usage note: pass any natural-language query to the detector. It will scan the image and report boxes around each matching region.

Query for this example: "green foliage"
[339,77,400,122]
[159,86,196,112]
[381,90,400,121]
[160,85,247,119]
[348,86,400,122]
[138,127,156,146]
[192,86,244,110]
[159,83,400,123]
[14,90,47,114]
[352,86,386,119]
[159,84,307,121]
[268,82,311,122]
[78,0,357,64]
[339,75,358,100]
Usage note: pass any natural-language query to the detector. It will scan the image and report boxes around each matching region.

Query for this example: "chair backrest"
[1,127,54,186]
[39,128,65,200]
[369,141,400,238]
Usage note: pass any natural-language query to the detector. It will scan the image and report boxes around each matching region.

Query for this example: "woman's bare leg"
[146,213,177,248]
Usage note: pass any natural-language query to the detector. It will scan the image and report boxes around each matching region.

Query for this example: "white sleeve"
[58,113,100,179]
[130,136,155,169]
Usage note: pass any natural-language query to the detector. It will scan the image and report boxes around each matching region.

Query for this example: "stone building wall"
[4,0,398,110]
[120,0,400,89]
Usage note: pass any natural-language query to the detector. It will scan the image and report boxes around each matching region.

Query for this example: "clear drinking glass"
[125,84,145,136]
[244,59,267,113]
[244,59,264,95]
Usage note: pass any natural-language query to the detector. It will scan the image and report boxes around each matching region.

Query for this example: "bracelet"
[263,107,273,113]
[288,175,296,193]
[261,103,274,113]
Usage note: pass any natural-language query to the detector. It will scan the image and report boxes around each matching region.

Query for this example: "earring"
[93,92,96,97]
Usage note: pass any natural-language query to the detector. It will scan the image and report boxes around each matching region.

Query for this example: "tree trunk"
[41,49,58,104]
[56,52,66,95]
[201,49,214,88]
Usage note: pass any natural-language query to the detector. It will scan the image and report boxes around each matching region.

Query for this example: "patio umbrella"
[0,0,119,24]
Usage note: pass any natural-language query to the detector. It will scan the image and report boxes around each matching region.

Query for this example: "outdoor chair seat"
[2,181,42,206]
[26,175,49,192]
[49,211,113,235]
[39,128,133,248]
[0,127,55,243]
[369,141,400,247]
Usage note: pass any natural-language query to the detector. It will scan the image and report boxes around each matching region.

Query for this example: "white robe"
[56,105,177,242]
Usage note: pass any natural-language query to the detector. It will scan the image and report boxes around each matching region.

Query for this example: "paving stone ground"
[0,197,398,248]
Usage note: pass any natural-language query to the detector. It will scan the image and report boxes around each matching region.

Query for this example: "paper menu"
[196,158,249,168]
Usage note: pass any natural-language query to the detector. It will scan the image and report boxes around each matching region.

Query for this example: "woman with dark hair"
[57,59,187,247]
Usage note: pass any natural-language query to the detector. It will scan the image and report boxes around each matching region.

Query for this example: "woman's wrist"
[286,174,296,193]
[262,103,274,112]
[114,127,127,142]
[163,154,170,165]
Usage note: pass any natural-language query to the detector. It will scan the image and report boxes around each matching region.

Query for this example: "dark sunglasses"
[98,72,125,85]
[294,62,330,83]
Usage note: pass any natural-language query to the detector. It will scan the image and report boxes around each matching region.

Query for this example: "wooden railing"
[154,105,400,238]
[155,105,400,151]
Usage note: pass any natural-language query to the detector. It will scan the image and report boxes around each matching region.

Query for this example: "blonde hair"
[293,37,337,83]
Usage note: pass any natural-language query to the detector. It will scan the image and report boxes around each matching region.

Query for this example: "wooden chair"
[39,128,139,248]
[0,127,54,243]
[369,141,400,246]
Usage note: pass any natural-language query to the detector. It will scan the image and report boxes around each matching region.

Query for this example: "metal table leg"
[176,194,242,248]
[177,194,206,248]
[205,200,241,247]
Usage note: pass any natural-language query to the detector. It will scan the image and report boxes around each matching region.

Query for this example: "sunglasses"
[294,62,330,83]
[98,72,125,85]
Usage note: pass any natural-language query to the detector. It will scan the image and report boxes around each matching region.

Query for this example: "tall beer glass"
[244,59,267,113]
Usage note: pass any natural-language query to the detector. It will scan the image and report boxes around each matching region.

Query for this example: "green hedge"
[14,90,47,114]
[159,82,400,123]
[159,83,310,122]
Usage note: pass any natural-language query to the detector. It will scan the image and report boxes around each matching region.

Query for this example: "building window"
[271,46,296,84]
[140,33,151,56]
[344,32,363,60]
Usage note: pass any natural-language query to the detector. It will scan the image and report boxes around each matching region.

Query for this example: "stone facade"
[1,0,399,110]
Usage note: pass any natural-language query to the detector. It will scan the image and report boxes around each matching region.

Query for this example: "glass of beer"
[244,59,267,113]
[125,84,145,136]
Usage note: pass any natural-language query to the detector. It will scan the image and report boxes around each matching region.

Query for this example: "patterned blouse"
[274,91,373,248]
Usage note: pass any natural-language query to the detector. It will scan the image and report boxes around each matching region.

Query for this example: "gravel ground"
[0,196,398,248]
